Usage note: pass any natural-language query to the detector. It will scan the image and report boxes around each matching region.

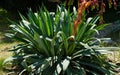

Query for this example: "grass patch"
[0,42,19,75]
[0,50,12,75]
[0,70,7,75]
[0,42,19,51]
[0,58,4,70]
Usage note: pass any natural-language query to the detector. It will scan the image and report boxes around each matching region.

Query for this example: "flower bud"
[85,1,91,8]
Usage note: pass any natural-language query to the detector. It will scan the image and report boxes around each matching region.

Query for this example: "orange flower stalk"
[70,0,117,41]
[72,0,92,36]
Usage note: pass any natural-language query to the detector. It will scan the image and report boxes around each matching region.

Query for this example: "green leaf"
[79,61,111,75]
[21,59,32,72]
[54,56,71,75]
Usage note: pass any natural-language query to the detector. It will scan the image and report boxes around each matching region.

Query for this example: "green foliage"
[3,6,119,75]
[0,59,4,70]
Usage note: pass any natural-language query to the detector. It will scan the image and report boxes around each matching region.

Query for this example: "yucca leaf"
[38,10,50,36]
[67,43,76,55]
[72,49,91,59]
[96,23,108,30]
[28,12,42,35]
[71,61,85,75]
[48,13,54,37]
[37,57,54,75]
[79,61,111,75]
[75,22,87,41]
[90,16,99,24]
[54,56,71,75]
[34,32,50,56]
[73,7,77,16]
[29,59,45,71]
[43,12,51,36]
[44,8,54,37]
[21,59,32,72]
[28,10,39,26]
[83,29,98,42]
[19,12,27,20]
[58,31,69,55]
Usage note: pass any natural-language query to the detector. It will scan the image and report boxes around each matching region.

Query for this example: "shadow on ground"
[0,8,18,43]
